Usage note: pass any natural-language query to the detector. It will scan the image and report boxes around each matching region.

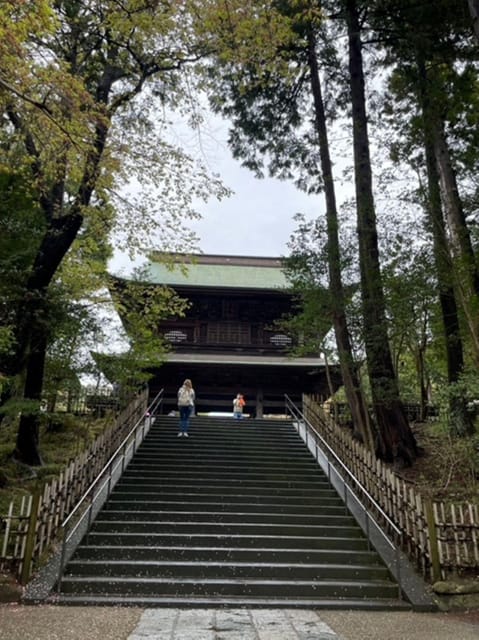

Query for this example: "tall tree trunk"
[416,347,428,422]
[11,112,108,464]
[432,125,479,366]
[12,214,84,464]
[307,29,375,450]
[345,0,417,465]
[468,0,479,42]
[416,55,474,436]
[15,326,48,466]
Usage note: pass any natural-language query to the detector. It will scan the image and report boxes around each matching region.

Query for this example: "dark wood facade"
[142,254,340,417]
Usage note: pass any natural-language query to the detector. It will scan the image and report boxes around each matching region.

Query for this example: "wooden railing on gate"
[302,394,479,581]
[0,388,149,583]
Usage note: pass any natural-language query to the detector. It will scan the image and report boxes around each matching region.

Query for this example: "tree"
[468,0,479,42]
[198,0,423,462]
[306,20,375,450]
[369,0,477,435]
[382,243,437,421]
[284,213,374,443]
[0,169,45,422]
[343,0,418,463]
[415,59,475,436]
[200,0,375,449]
[0,1,226,464]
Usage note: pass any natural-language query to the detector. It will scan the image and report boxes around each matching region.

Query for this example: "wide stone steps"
[97,510,355,525]
[109,486,344,513]
[105,499,346,513]
[89,521,362,538]
[117,478,335,491]
[72,545,382,564]
[65,560,391,581]
[56,415,409,608]
[79,532,372,551]
[60,575,399,599]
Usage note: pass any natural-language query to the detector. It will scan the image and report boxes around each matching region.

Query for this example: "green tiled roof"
[144,259,290,290]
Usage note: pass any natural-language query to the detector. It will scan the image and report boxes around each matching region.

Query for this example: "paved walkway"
[1,606,479,640]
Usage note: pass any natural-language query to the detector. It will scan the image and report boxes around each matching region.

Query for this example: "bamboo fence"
[0,388,148,582]
[303,394,479,581]
[2,391,477,584]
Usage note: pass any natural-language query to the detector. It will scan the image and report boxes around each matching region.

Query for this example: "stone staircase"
[56,415,410,608]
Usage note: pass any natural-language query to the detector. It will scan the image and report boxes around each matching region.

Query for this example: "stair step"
[105,499,347,513]
[120,471,326,482]
[97,510,355,525]
[84,532,371,550]
[52,593,411,610]
[59,575,400,599]
[55,413,408,609]
[90,521,362,538]
[117,477,336,491]
[72,545,382,565]
[108,491,341,504]
[65,559,390,581]
[128,460,320,470]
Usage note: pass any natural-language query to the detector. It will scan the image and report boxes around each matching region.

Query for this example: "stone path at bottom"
[127,608,340,640]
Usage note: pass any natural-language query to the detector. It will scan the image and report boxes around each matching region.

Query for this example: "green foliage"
[0,170,45,365]
[0,328,14,359]
[199,0,333,192]
[282,212,359,359]
[0,408,115,512]
[0,1,235,464]
[0,397,41,418]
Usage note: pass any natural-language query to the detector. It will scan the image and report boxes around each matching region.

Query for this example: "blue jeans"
[179,405,192,432]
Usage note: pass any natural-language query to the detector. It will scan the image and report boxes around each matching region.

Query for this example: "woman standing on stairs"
[177,378,195,437]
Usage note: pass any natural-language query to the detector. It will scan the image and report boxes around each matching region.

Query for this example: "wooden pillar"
[256,388,264,419]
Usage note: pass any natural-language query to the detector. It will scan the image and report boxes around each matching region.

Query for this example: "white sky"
[109,111,330,273]
[189,149,325,257]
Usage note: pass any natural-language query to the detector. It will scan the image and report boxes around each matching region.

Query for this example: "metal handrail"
[285,394,405,600]
[56,388,164,589]
[285,394,401,538]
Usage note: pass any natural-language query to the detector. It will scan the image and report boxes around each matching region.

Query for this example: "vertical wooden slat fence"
[303,394,479,581]
[0,388,148,582]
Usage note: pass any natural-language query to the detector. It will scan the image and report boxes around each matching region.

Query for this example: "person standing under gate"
[177,378,195,437]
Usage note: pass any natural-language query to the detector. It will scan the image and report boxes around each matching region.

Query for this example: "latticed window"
[269,333,292,346]
[207,322,251,344]
[164,330,188,343]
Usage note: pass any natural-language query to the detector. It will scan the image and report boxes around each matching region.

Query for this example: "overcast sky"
[189,147,324,257]
[109,111,334,274]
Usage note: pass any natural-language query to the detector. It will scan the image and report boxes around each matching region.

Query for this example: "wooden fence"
[303,395,479,581]
[0,388,149,583]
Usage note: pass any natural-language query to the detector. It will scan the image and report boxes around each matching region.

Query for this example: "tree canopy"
[0,0,227,464]
[1,0,478,467]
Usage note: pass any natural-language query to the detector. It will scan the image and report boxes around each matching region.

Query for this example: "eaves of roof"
[163,352,324,367]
